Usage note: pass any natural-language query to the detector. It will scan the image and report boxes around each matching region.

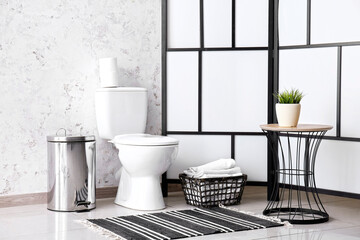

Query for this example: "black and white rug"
[81,206,285,240]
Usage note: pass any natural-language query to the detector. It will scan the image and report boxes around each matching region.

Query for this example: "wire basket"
[179,173,247,207]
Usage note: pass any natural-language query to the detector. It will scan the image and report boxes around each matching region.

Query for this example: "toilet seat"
[111,134,179,146]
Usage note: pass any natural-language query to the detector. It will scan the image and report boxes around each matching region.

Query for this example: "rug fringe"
[76,219,127,240]
[218,204,292,227]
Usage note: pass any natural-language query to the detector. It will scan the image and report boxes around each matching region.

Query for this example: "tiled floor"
[0,186,359,239]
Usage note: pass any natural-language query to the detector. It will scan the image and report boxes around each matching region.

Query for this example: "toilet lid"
[111,134,179,146]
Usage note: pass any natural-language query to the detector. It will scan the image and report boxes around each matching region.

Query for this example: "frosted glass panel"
[167,52,198,131]
[236,0,268,47]
[312,0,360,44]
[341,46,360,138]
[202,51,268,132]
[204,0,232,47]
[279,48,337,135]
[235,136,267,181]
[167,135,231,179]
[316,140,360,194]
[168,0,200,48]
[278,138,360,193]
[279,0,307,46]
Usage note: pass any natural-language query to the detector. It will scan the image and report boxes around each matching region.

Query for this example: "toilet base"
[115,170,165,211]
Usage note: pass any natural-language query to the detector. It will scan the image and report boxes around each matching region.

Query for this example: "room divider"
[161,0,360,198]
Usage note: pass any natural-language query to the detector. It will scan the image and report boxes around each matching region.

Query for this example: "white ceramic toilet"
[95,87,179,210]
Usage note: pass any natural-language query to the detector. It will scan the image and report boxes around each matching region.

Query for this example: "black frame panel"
[162,0,360,198]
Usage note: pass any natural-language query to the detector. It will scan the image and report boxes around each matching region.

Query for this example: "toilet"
[95,87,179,210]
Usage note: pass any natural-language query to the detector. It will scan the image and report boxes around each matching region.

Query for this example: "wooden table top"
[260,124,333,132]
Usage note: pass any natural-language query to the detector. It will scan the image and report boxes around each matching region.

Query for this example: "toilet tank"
[95,87,148,139]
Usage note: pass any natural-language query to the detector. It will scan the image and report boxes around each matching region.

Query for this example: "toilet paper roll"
[99,57,120,87]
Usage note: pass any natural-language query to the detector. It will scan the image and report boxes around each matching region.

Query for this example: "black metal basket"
[179,173,247,207]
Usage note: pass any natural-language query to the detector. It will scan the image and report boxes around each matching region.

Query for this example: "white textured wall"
[0,0,161,195]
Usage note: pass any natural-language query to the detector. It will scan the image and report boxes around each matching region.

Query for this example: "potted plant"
[274,89,304,127]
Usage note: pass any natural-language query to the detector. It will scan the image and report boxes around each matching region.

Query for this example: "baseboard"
[0,186,119,209]
[278,183,360,200]
[0,192,47,208]
[168,179,360,199]
[262,182,360,199]
[245,181,268,186]
[168,183,183,192]
[3,182,358,209]
[96,186,118,199]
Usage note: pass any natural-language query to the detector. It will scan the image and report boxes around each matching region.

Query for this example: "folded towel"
[189,158,236,172]
[184,166,242,178]
[197,172,243,179]
[184,159,242,178]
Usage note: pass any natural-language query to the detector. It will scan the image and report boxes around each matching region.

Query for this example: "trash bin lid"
[47,128,95,142]
[47,134,95,142]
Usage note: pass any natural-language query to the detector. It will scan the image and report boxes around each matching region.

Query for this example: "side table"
[260,124,333,224]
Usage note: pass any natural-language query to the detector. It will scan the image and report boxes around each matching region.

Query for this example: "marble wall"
[0,0,161,195]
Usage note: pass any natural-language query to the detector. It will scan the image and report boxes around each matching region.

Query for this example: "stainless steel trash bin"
[47,131,96,212]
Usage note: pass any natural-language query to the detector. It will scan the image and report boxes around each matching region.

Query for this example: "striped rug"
[83,206,285,240]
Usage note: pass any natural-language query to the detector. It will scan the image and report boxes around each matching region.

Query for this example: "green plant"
[274,89,304,104]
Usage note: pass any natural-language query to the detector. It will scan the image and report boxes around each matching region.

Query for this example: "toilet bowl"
[95,87,179,210]
[110,134,179,210]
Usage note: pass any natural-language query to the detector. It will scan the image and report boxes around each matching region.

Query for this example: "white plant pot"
[276,103,301,127]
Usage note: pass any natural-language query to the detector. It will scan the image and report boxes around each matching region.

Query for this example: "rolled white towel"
[184,166,242,178]
[189,158,236,172]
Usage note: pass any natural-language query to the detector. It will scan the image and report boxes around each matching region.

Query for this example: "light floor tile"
[0,228,109,240]
[323,199,360,225]
[0,208,87,238]
[0,186,359,240]
[325,226,360,238]
[260,231,360,240]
